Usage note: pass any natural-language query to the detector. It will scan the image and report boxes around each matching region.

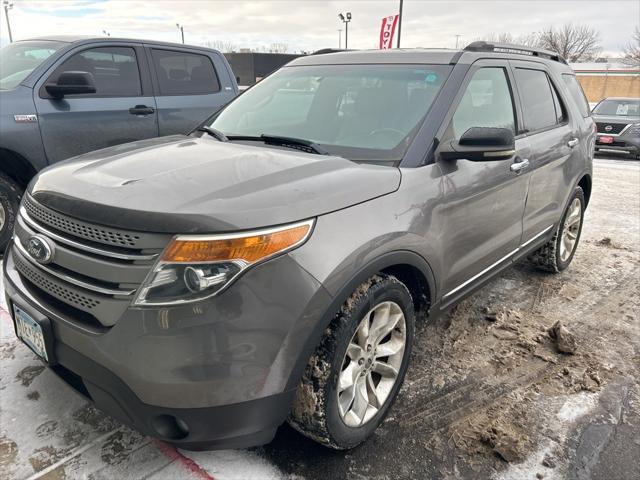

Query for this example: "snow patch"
[180,448,286,480]
[556,392,598,423]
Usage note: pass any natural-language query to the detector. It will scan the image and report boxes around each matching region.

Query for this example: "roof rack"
[312,48,348,55]
[463,41,567,64]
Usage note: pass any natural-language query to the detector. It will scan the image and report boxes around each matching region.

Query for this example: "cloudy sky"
[0,0,638,55]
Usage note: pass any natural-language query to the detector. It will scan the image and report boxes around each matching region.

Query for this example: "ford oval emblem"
[26,235,55,264]
[604,125,613,132]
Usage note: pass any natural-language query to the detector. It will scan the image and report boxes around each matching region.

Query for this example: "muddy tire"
[529,186,585,273]
[0,173,22,254]
[288,274,415,449]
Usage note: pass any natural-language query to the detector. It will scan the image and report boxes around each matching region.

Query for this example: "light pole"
[397,0,403,48]
[3,1,14,43]
[176,23,184,44]
[338,29,342,49]
[338,12,351,49]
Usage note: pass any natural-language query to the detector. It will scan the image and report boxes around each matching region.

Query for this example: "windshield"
[210,64,451,162]
[0,41,64,90]
[593,99,640,117]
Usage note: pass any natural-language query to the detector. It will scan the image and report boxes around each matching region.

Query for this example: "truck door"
[146,47,237,136]
[34,43,158,163]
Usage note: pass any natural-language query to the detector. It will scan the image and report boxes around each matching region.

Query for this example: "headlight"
[132,219,314,306]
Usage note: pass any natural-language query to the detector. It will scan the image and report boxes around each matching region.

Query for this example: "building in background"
[570,61,640,106]
[224,52,303,88]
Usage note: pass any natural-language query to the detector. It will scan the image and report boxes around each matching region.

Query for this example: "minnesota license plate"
[14,305,49,362]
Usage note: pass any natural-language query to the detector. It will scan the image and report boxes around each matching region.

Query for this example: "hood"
[30,135,401,233]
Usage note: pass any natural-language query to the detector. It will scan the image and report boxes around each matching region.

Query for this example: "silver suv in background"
[0,36,238,249]
[4,42,594,450]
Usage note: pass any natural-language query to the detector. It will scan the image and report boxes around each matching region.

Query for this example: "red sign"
[379,15,399,49]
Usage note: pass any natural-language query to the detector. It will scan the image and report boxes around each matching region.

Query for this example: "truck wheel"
[289,274,414,449]
[529,187,585,273]
[0,173,22,253]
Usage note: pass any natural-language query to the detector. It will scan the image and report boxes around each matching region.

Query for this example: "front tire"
[530,186,585,273]
[0,173,22,253]
[289,274,415,449]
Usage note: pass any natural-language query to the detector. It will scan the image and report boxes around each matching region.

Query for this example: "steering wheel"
[368,128,406,143]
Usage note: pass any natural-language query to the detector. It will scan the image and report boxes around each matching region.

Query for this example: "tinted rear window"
[562,74,590,117]
[515,68,558,132]
[151,49,220,95]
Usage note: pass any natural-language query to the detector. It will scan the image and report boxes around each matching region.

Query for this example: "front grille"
[24,196,141,248]
[596,122,628,135]
[14,255,101,310]
[12,197,171,327]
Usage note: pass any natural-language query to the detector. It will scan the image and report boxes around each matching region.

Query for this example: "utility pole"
[455,34,462,49]
[338,12,351,49]
[338,29,342,49]
[176,23,184,44]
[397,0,403,48]
[3,1,14,43]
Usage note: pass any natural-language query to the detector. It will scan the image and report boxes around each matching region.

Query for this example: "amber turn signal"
[161,220,313,263]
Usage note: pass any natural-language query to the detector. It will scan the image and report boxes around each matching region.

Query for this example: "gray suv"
[4,42,594,450]
[0,36,238,250]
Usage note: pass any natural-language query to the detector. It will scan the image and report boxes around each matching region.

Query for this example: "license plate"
[598,136,614,144]
[14,305,49,361]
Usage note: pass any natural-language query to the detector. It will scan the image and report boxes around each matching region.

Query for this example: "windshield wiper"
[225,134,330,155]
[197,126,228,142]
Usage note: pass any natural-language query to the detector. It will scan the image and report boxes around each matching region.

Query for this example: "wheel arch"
[285,250,436,392]
[577,173,592,207]
[0,148,38,190]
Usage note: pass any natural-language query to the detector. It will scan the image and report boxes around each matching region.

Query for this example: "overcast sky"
[0,0,638,55]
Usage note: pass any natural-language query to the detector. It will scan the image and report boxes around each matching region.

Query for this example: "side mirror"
[440,127,516,162]
[45,71,96,98]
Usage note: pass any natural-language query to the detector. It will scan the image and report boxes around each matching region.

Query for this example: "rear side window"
[450,67,516,139]
[151,49,220,95]
[515,68,561,132]
[562,74,590,117]
[48,46,141,97]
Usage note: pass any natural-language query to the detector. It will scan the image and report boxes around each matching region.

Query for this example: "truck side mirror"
[440,127,516,162]
[45,71,97,98]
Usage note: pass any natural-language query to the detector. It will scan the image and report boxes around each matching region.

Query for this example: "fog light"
[152,414,189,440]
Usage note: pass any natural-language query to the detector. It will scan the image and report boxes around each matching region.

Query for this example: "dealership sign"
[379,15,399,49]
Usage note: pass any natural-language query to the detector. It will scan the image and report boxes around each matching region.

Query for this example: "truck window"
[450,67,516,139]
[151,49,220,95]
[515,68,559,132]
[47,46,142,97]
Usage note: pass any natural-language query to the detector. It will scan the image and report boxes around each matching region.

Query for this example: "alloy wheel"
[560,198,582,262]
[337,301,406,427]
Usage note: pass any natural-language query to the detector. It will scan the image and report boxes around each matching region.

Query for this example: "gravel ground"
[1,157,639,480]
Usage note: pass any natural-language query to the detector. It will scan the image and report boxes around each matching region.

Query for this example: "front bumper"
[596,133,640,153]
[4,243,332,449]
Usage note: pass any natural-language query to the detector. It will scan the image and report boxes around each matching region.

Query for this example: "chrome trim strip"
[20,206,157,261]
[443,248,520,299]
[443,225,554,299]
[14,236,136,296]
[520,225,554,248]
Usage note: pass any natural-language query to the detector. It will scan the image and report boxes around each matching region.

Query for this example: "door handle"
[510,158,530,174]
[129,105,155,115]
[567,138,579,148]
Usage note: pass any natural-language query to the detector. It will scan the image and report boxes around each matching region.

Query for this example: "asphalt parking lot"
[1,156,639,480]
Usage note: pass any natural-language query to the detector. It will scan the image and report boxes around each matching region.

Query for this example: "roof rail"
[312,48,348,55]
[463,41,568,64]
